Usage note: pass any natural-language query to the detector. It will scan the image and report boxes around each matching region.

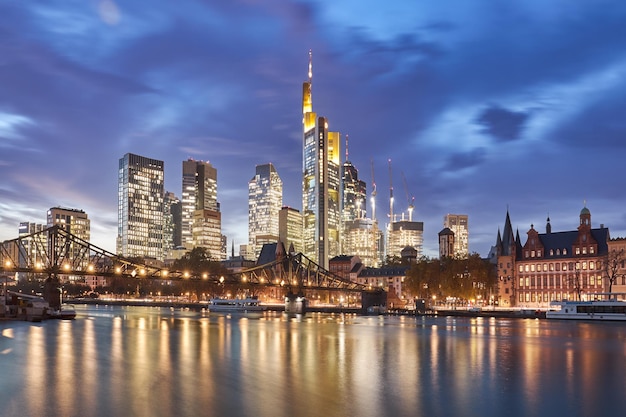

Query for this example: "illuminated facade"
[386,221,424,260]
[164,191,181,257]
[279,206,303,255]
[443,214,469,257]
[343,218,382,267]
[182,159,218,247]
[495,207,611,308]
[342,160,367,223]
[117,153,164,260]
[16,222,46,274]
[248,163,283,259]
[302,51,341,268]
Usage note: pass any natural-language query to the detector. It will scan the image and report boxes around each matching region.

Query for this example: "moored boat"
[206,297,266,313]
[47,305,77,320]
[546,298,626,321]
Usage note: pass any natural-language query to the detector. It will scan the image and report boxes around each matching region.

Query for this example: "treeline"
[404,253,498,303]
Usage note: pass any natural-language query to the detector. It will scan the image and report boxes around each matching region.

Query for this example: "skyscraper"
[444,214,469,257]
[302,50,341,268]
[181,158,223,260]
[117,153,164,260]
[248,163,283,259]
[182,159,218,246]
[279,206,303,255]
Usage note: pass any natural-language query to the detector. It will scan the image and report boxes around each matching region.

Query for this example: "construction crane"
[401,171,415,222]
[388,158,394,224]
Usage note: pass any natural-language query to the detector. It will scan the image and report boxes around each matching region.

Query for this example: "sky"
[1,0,626,258]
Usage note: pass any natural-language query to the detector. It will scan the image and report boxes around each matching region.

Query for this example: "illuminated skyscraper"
[302,50,341,268]
[279,206,303,255]
[444,214,469,257]
[386,221,424,260]
[181,159,224,260]
[182,159,218,246]
[117,153,164,260]
[248,163,283,259]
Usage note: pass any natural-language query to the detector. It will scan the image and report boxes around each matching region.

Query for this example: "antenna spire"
[308,49,313,84]
[345,134,349,162]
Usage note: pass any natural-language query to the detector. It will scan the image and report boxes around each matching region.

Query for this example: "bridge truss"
[0,226,370,294]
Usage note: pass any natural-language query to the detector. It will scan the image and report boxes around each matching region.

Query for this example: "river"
[1,305,625,417]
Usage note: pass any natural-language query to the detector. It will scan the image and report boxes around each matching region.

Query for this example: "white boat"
[206,297,266,313]
[47,305,77,320]
[546,298,626,321]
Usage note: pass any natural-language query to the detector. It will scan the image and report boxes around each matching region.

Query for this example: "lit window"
[575,247,580,255]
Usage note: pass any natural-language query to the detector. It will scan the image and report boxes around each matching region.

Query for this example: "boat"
[206,297,266,313]
[47,305,77,320]
[546,298,626,321]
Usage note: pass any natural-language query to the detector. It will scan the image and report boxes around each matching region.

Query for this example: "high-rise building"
[302,50,341,268]
[182,159,218,246]
[248,163,283,259]
[17,222,46,273]
[279,206,303,254]
[47,207,91,275]
[342,159,367,224]
[386,220,424,260]
[444,214,469,257]
[117,153,164,260]
[164,191,181,258]
[47,207,90,241]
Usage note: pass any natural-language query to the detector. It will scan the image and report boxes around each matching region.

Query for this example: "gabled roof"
[535,228,609,259]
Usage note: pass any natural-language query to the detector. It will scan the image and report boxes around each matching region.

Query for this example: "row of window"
[518,292,571,303]
[526,246,596,258]
[519,261,598,273]
[519,275,603,288]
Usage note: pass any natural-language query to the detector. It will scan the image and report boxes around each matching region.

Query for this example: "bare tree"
[603,248,625,295]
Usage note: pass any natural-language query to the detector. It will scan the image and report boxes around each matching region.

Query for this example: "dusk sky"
[1,1,626,258]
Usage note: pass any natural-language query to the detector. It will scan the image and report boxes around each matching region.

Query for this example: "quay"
[70,298,546,319]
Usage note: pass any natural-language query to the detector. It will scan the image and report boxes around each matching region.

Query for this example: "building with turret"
[493,206,610,308]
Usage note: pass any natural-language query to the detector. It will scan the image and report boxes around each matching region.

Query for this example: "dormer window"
[563,248,568,255]
[550,249,554,256]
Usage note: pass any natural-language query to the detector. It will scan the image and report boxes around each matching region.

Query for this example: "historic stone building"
[493,206,611,308]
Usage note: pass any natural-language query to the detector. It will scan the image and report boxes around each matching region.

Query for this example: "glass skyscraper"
[248,163,283,259]
[181,158,223,260]
[302,51,341,268]
[117,153,164,260]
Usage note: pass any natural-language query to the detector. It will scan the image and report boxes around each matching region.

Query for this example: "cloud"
[476,105,529,142]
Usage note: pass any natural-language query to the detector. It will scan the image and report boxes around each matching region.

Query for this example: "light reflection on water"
[1,305,625,417]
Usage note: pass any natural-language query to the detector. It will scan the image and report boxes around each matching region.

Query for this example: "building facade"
[494,207,611,308]
[443,214,469,257]
[302,51,341,268]
[117,153,164,260]
[248,163,283,259]
[278,206,303,255]
[386,220,424,260]
[182,159,219,248]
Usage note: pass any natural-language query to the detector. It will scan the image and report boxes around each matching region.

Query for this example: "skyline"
[2,1,626,258]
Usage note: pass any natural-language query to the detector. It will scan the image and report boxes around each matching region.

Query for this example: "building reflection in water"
[1,306,626,417]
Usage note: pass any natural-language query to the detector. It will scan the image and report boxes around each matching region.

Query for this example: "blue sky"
[1,0,626,257]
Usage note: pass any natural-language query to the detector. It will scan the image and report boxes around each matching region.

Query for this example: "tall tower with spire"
[302,50,341,268]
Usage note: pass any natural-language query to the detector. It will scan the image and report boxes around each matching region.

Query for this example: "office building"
[182,159,218,246]
[444,214,469,257]
[279,206,303,255]
[302,50,341,268]
[386,220,424,260]
[117,153,164,260]
[248,163,283,259]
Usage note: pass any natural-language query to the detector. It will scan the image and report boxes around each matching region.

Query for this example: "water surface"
[1,305,624,417]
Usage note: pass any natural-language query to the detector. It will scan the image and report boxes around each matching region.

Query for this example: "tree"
[603,248,625,294]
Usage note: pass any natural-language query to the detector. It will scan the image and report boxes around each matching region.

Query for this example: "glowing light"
[162,270,169,277]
